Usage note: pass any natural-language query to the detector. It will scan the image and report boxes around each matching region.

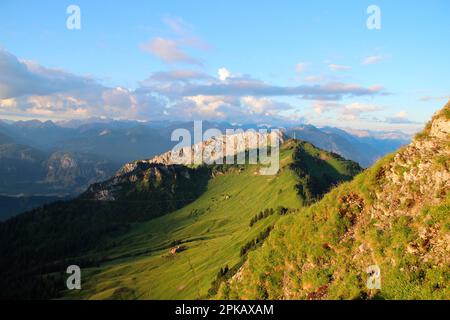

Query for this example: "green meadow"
[66,145,302,299]
[0,140,360,299]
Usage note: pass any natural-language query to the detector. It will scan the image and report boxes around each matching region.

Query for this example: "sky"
[0,0,449,133]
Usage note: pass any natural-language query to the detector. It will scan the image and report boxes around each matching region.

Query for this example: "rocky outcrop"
[225,101,450,300]
[363,104,450,266]
[84,163,195,201]
[117,130,285,175]
[44,151,114,194]
[84,130,284,202]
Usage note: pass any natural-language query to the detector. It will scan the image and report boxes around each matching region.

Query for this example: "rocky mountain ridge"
[85,130,284,201]
[118,130,285,174]
[223,101,450,299]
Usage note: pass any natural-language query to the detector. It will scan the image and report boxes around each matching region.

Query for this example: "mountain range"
[286,125,410,167]
[0,101,447,300]
[0,130,362,298]
[0,118,409,219]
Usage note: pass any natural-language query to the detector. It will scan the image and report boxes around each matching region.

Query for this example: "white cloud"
[419,95,449,102]
[0,98,17,108]
[218,68,231,81]
[362,55,383,65]
[163,17,210,51]
[295,62,308,74]
[184,95,233,118]
[0,47,99,99]
[145,70,212,83]
[140,17,209,66]
[311,101,341,114]
[0,47,387,125]
[341,102,381,119]
[328,63,352,71]
[241,96,292,115]
[310,101,381,120]
[146,77,386,100]
[140,37,201,65]
[171,95,296,124]
[0,47,169,120]
[304,75,327,83]
[395,111,408,118]
[384,111,418,124]
[163,16,187,35]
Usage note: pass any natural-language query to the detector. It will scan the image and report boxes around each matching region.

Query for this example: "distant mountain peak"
[14,119,56,129]
[118,130,286,175]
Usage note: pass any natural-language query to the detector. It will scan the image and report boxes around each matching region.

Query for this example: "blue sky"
[0,0,449,132]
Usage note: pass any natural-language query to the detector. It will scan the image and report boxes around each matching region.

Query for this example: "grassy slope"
[65,144,302,299]
[0,139,360,299]
[224,104,450,300]
[224,166,449,300]
[63,140,359,300]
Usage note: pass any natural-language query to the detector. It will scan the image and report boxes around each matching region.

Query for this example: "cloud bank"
[0,47,387,125]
